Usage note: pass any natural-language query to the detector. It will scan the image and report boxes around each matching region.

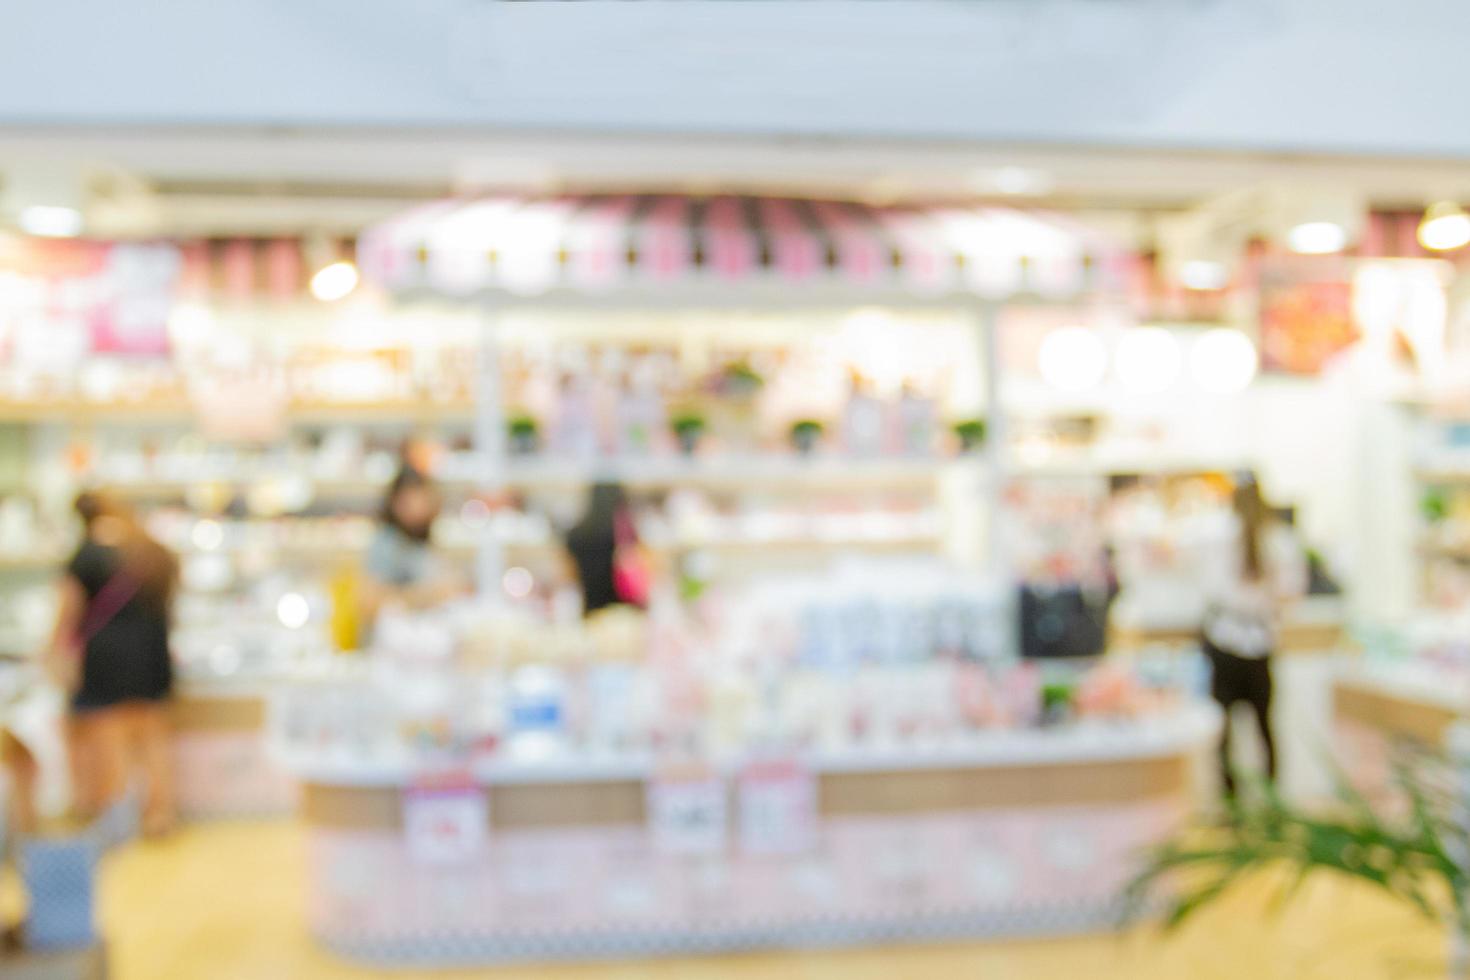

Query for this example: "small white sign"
[738,758,817,856]
[647,766,726,856]
[403,784,488,866]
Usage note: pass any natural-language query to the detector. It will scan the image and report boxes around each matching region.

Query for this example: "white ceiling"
[7,0,1470,157]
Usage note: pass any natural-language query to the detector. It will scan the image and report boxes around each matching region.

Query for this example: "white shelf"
[274,702,1222,788]
[1011,451,1248,478]
[500,455,972,490]
[1337,660,1470,717]
[104,476,417,499]
[0,553,68,572]
[1416,467,1470,484]
[0,400,475,425]
[94,456,968,498]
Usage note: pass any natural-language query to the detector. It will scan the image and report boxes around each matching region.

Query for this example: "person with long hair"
[564,481,646,616]
[1200,473,1304,797]
[52,491,179,835]
[361,464,464,627]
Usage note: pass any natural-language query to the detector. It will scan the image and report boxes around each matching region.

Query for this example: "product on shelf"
[270,554,1191,777]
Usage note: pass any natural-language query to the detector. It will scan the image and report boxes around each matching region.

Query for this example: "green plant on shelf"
[678,573,708,602]
[1424,488,1451,524]
[789,419,825,455]
[1040,680,1075,724]
[952,418,988,453]
[1123,750,1469,973]
[720,361,765,397]
[506,414,540,455]
[670,412,707,456]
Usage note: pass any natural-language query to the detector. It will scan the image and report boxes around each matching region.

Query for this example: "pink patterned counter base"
[1332,672,1466,805]
[306,799,1182,963]
[290,710,1216,965]
[171,693,295,820]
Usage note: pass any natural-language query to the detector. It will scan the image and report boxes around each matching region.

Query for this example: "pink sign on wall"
[0,239,180,362]
[87,243,180,357]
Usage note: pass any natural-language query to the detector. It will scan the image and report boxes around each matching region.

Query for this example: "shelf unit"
[0,399,475,426]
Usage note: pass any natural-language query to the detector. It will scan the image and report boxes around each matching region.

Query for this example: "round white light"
[19,205,83,238]
[1287,221,1347,255]
[310,261,359,302]
[1179,260,1229,291]
[1037,327,1108,393]
[190,519,225,552]
[502,566,534,600]
[1115,327,1183,395]
[167,304,217,345]
[1189,329,1259,394]
[276,592,311,630]
[1418,203,1470,251]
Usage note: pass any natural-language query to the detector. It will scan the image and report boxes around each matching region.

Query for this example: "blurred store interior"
[4,2,1470,979]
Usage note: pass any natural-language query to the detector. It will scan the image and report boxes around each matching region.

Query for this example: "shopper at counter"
[50,492,178,835]
[1200,474,1304,796]
[361,465,464,625]
[564,481,648,616]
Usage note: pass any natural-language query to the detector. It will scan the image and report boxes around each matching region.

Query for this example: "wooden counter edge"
[169,694,266,734]
[300,752,1191,832]
[1332,679,1464,748]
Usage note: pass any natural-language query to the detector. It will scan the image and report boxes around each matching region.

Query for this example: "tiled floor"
[88,820,1449,979]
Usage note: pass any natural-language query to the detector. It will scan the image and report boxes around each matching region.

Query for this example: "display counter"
[1333,661,1468,799]
[171,680,295,819]
[1108,597,1351,802]
[283,704,1218,965]
[1108,597,1350,656]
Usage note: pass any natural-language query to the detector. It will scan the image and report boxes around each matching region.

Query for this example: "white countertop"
[276,700,1222,788]
[1335,659,1470,715]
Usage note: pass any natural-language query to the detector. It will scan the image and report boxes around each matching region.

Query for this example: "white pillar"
[474,307,506,600]
[979,302,1007,580]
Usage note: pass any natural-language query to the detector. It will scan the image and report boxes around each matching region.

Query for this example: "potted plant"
[1125,748,1470,976]
[720,360,765,398]
[710,361,765,452]
[506,414,540,456]
[1040,680,1075,726]
[670,412,707,457]
[789,419,825,456]
[1424,487,1450,524]
[953,418,988,454]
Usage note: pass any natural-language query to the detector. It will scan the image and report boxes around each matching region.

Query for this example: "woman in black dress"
[52,493,178,833]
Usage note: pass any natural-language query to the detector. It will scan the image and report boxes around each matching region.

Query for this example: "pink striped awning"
[358,194,1123,300]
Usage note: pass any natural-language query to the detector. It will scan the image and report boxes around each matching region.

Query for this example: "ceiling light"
[1189,329,1258,394]
[1418,202,1470,252]
[310,260,359,302]
[19,205,83,238]
[1037,326,1107,392]
[1115,327,1182,395]
[1179,260,1230,291]
[1287,221,1348,255]
[989,167,1055,197]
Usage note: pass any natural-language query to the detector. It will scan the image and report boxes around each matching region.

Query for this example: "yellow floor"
[80,821,1447,979]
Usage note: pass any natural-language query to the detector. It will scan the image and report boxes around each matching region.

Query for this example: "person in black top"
[564,482,638,617]
[52,492,179,833]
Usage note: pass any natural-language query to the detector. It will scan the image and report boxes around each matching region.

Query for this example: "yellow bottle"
[328,566,361,653]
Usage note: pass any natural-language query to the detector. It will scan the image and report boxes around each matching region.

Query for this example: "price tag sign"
[738,758,817,856]
[647,764,726,856]
[403,777,487,866]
